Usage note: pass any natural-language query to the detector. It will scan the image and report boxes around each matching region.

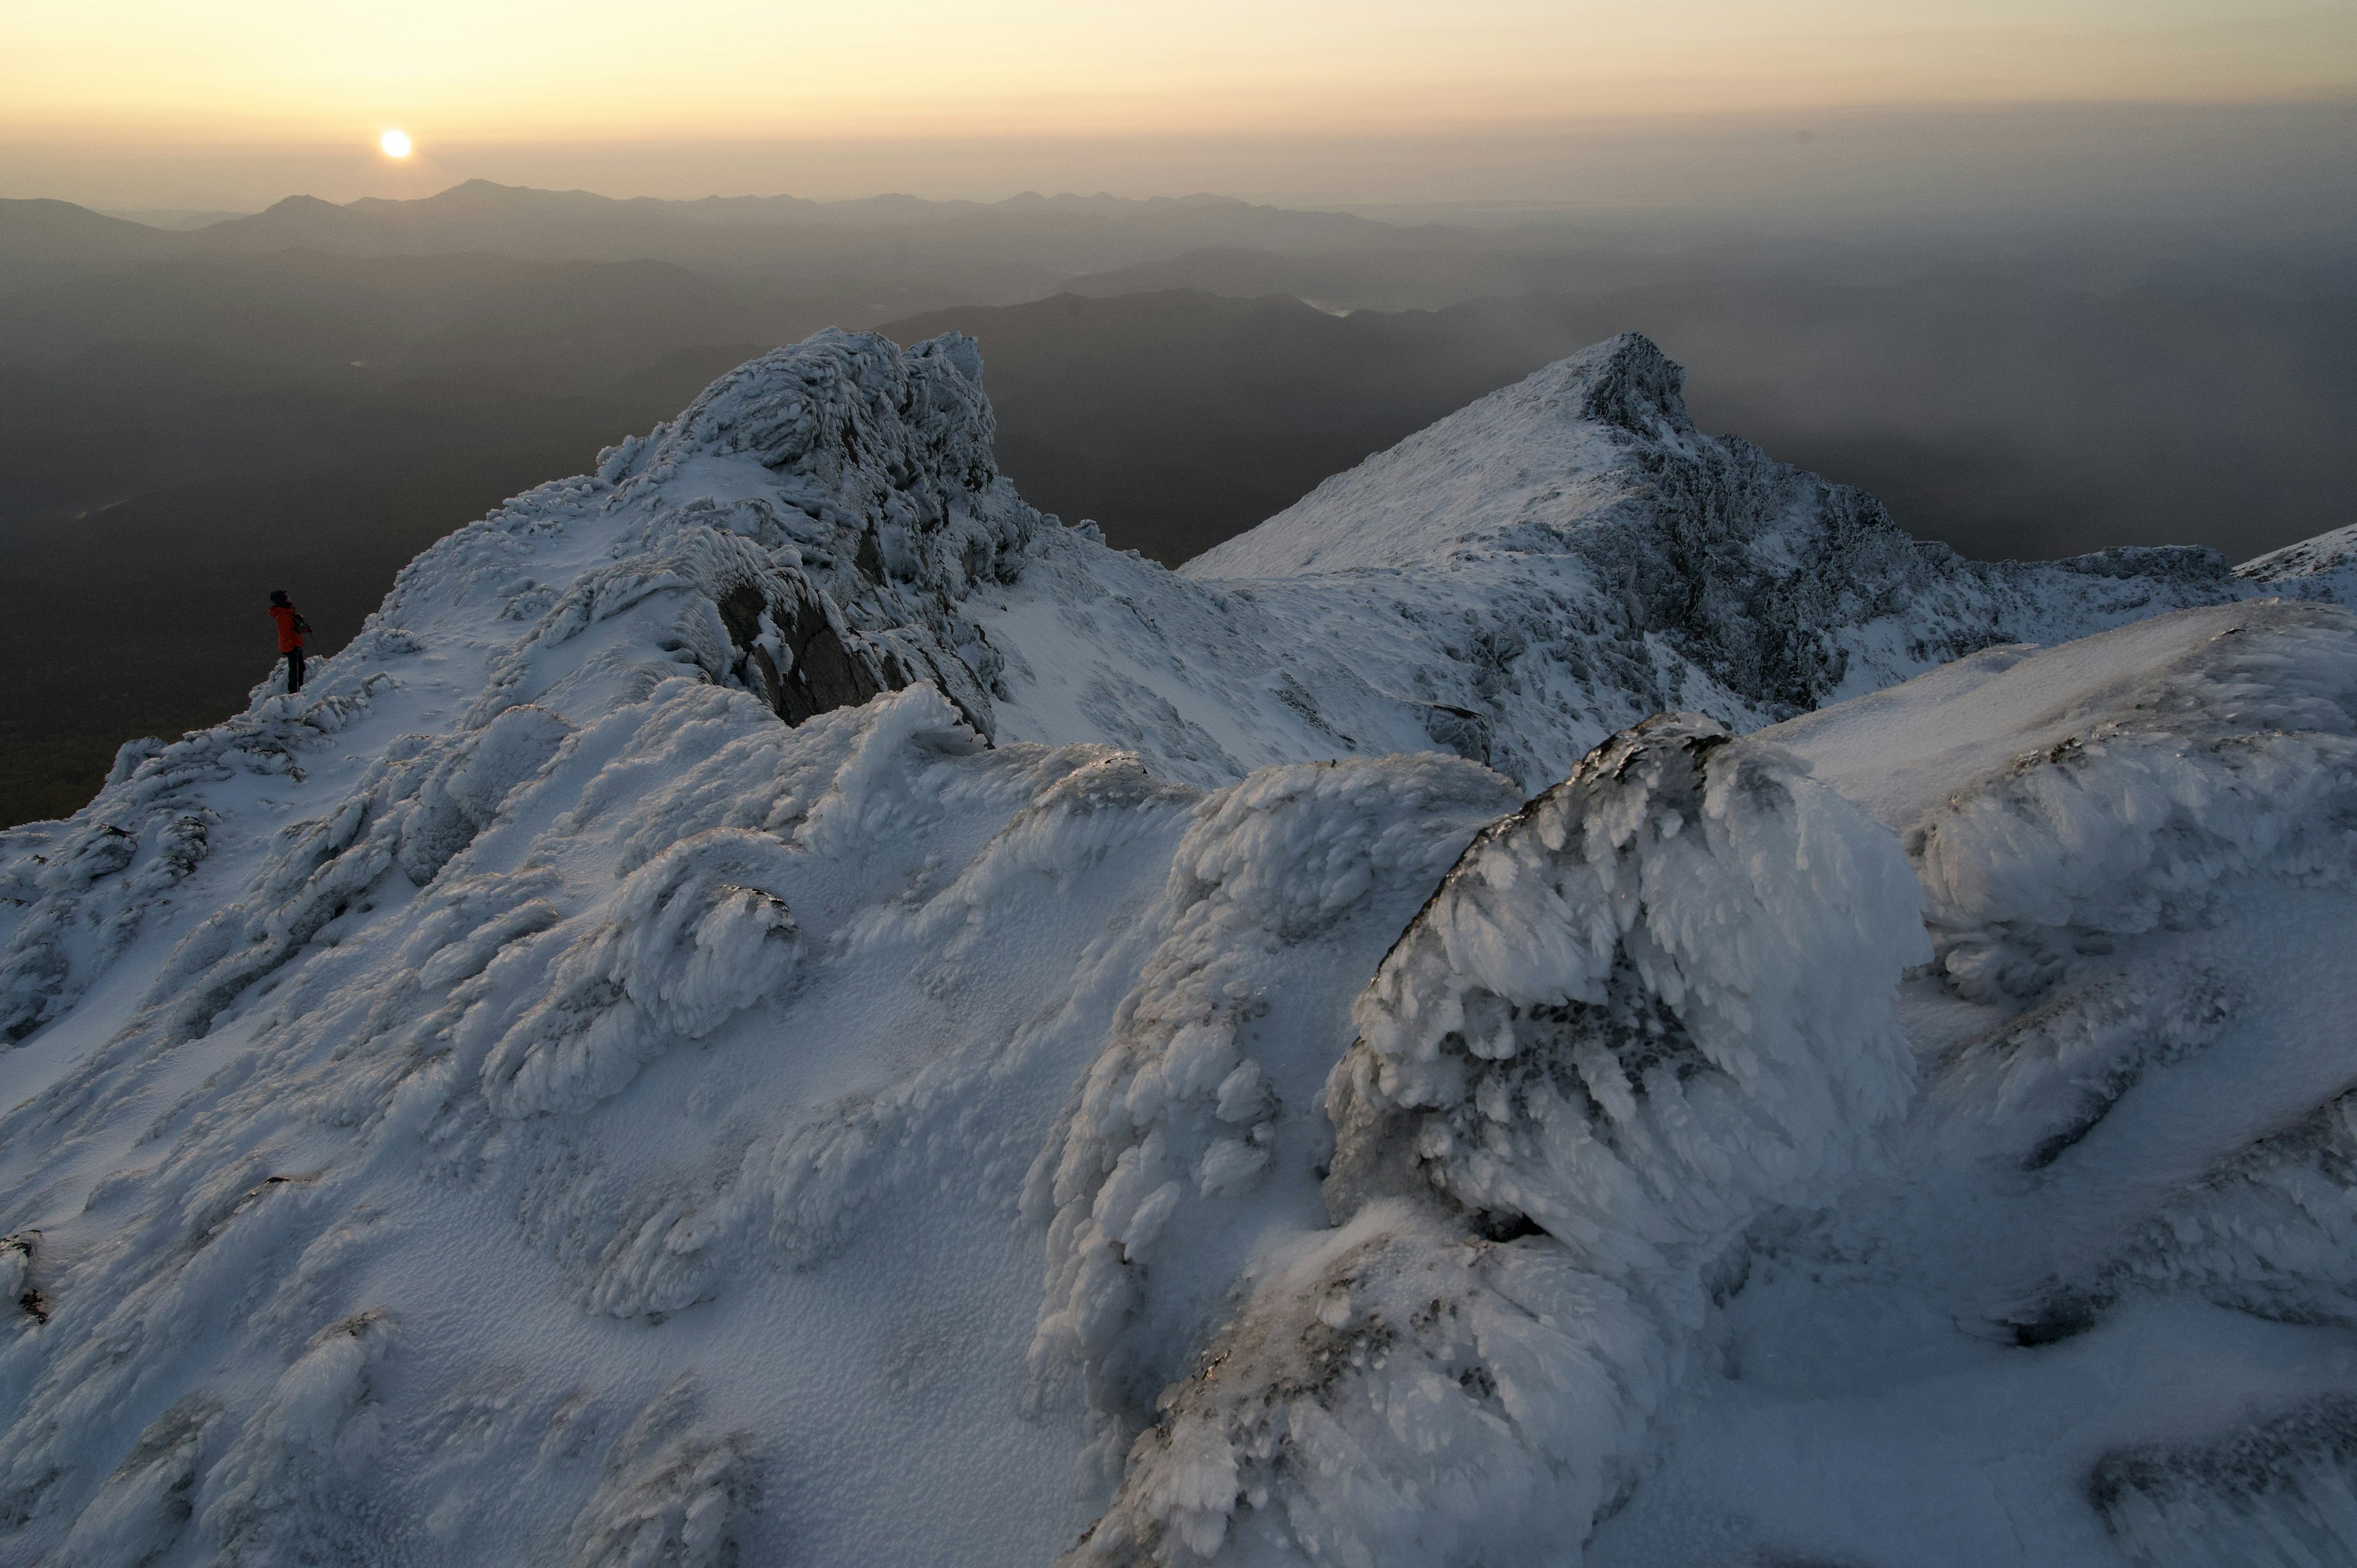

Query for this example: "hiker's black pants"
[283,646,304,693]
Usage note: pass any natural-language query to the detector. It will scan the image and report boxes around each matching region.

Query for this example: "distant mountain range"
[0,180,1401,293]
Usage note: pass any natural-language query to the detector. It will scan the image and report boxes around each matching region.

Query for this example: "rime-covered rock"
[1071,716,1927,1566]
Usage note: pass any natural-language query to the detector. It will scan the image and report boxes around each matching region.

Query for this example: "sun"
[380,129,412,159]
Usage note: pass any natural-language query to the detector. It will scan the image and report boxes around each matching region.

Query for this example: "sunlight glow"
[4,1,2350,152]
[379,128,412,158]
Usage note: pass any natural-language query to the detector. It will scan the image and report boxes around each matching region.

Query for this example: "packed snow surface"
[3,326,2353,1566]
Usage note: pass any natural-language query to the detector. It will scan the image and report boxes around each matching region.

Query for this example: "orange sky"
[6,1,2353,205]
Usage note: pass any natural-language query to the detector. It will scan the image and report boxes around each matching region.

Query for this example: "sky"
[5,0,2355,206]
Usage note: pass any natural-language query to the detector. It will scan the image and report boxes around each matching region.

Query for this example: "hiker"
[268,589,313,693]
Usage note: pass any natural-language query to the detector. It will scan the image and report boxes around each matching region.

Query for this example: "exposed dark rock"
[713,575,890,728]
[2091,1396,2357,1565]
[1418,703,1492,766]
[715,581,765,651]
[4,1232,44,1324]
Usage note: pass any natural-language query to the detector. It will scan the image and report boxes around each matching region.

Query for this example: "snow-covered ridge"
[1186,335,2247,753]
[3,326,2355,1567]
[0,328,2272,1052]
[2237,520,2357,604]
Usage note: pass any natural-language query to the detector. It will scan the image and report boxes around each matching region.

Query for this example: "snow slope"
[3,326,2353,1567]
[2239,522,2357,606]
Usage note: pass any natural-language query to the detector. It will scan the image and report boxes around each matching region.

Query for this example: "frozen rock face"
[3,325,2356,1567]
[471,326,1032,740]
[1062,603,2357,1568]
[1326,716,1928,1256]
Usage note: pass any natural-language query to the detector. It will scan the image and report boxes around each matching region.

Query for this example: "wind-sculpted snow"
[193,1311,408,1566]
[5,322,2357,1566]
[565,1377,759,1568]
[1577,601,2357,1566]
[1906,611,2357,1003]
[1024,754,1519,1479]
[1329,716,1929,1254]
[0,674,1137,1562]
[2091,1396,2357,1568]
[474,826,805,1121]
[1067,716,1928,1565]
[0,642,404,1044]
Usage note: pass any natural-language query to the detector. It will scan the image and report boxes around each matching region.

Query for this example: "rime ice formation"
[3,328,2355,1567]
[1069,716,1931,1566]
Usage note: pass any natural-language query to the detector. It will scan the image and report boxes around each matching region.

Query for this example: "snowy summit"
[3,328,2355,1567]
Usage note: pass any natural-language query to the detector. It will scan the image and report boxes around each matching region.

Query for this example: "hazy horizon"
[10,96,2354,225]
[9,66,2347,220]
[10,0,2356,221]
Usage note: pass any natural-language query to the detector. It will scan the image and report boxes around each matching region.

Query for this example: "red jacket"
[270,604,307,654]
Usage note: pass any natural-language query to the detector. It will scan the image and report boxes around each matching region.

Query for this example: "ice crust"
[3,327,2356,1566]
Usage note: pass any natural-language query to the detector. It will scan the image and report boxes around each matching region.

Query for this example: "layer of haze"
[9,0,2357,206]
[4,101,2351,222]
[20,1,2356,130]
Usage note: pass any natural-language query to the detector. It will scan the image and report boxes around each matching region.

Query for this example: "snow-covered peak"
[1183,332,1701,579]
[1159,332,2252,788]
[608,328,998,508]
